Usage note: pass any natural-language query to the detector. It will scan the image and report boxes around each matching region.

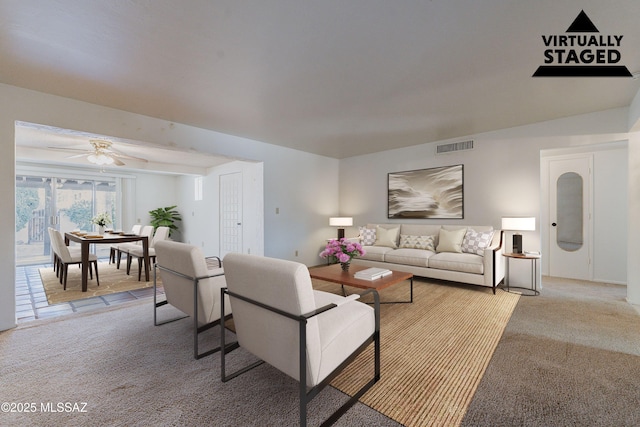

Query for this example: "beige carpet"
[39,261,159,305]
[461,277,640,426]
[313,279,520,427]
[1,300,399,427]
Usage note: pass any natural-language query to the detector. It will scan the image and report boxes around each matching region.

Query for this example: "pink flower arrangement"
[319,238,366,264]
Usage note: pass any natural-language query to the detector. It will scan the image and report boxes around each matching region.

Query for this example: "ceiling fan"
[48,139,148,166]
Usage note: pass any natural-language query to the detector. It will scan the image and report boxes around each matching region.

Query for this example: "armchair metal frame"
[154,256,238,360]
[220,287,380,427]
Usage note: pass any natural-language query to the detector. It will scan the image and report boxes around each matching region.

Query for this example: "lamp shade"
[329,217,353,227]
[501,217,536,231]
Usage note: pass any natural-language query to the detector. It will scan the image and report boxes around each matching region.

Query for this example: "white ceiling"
[14,121,235,175]
[3,0,640,162]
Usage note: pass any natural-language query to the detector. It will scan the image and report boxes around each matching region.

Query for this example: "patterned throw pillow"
[462,229,495,256]
[359,226,376,246]
[399,234,436,252]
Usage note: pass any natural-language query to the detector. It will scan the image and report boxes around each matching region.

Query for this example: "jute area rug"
[39,261,160,305]
[313,278,520,427]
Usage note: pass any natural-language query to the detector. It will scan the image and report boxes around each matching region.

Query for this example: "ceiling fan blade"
[47,146,90,154]
[109,149,148,162]
[47,141,147,166]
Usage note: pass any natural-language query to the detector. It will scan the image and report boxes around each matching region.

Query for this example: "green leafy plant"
[15,187,39,232]
[149,205,182,236]
[63,200,93,231]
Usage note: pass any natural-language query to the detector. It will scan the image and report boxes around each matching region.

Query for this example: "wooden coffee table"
[309,264,414,303]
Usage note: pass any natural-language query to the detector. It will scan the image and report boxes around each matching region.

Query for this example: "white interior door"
[219,172,243,258]
[548,156,592,280]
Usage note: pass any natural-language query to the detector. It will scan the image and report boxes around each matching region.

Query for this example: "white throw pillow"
[399,234,436,252]
[462,229,495,256]
[436,228,467,253]
[359,226,376,246]
[374,226,400,248]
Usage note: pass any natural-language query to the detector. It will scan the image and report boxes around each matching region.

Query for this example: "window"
[16,172,118,265]
[194,176,203,201]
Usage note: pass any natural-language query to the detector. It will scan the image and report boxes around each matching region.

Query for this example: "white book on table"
[354,267,392,280]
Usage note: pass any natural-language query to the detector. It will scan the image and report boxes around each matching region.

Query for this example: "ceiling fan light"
[88,153,114,165]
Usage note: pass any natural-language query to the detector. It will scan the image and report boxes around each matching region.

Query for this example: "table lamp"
[501,217,536,254]
[329,217,353,239]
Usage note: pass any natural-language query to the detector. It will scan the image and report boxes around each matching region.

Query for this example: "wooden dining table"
[64,231,150,292]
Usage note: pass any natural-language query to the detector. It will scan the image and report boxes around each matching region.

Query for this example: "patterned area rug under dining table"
[39,261,160,305]
[312,277,520,427]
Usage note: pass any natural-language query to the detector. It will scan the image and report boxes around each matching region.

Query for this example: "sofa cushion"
[436,228,467,253]
[359,246,394,262]
[374,226,400,248]
[399,234,436,251]
[359,226,376,246]
[462,229,495,256]
[428,252,484,274]
[400,224,442,241]
[384,248,433,267]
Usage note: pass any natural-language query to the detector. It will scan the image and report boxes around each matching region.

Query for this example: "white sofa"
[351,223,505,293]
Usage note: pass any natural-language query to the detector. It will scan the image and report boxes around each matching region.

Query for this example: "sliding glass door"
[16,174,118,265]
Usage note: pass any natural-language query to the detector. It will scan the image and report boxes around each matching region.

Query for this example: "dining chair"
[109,224,142,264]
[48,227,61,276]
[116,225,153,269]
[221,253,380,427]
[50,229,100,289]
[125,226,170,280]
[48,227,81,277]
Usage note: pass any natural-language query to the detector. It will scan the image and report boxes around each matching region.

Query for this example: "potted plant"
[319,238,366,272]
[91,212,112,235]
[149,205,182,237]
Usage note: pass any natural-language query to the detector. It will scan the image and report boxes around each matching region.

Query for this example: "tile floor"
[15,262,162,324]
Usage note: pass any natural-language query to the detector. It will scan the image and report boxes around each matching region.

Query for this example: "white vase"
[98,225,105,235]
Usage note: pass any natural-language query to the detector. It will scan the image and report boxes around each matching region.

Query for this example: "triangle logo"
[533,10,631,77]
[566,10,599,33]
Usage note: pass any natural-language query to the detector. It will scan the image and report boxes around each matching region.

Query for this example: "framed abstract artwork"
[388,164,464,219]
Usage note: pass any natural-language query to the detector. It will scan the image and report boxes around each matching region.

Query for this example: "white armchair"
[221,253,380,427]
[153,240,236,359]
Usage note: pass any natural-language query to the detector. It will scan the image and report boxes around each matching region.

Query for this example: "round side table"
[503,252,540,296]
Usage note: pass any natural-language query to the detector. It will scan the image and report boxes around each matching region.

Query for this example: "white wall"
[627,131,640,306]
[592,147,628,283]
[177,160,264,258]
[627,91,640,306]
[132,173,179,232]
[340,108,631,288]
[0,83,338,331]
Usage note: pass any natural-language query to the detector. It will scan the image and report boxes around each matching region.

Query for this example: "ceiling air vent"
[436,140,474,155]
